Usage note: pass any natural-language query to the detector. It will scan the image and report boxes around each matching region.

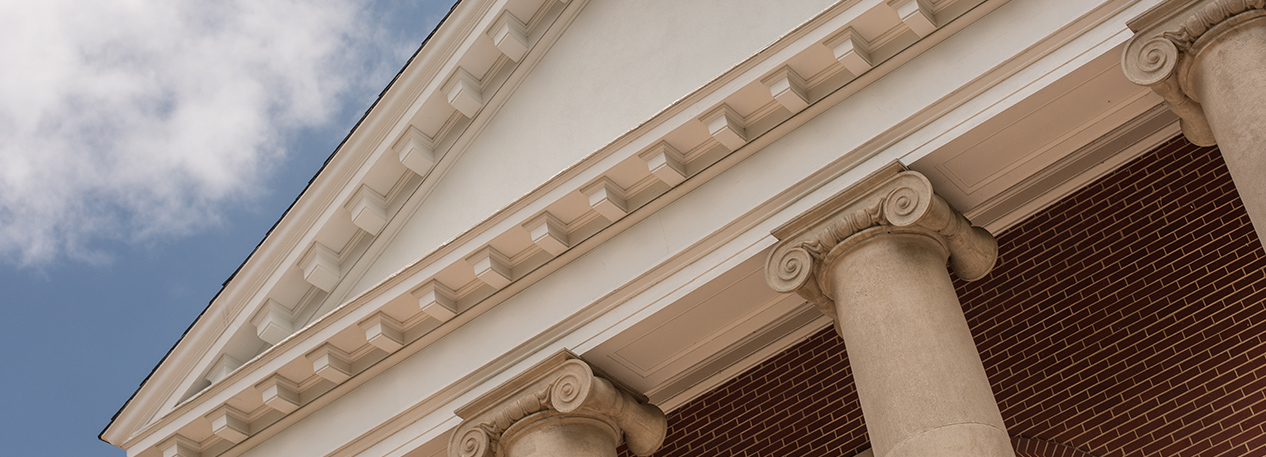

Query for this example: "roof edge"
[100,0,463,446]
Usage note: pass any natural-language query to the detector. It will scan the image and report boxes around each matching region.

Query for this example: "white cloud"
[0,0,398,266]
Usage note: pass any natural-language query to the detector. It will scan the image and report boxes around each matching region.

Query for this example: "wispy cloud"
[0,0,418,266]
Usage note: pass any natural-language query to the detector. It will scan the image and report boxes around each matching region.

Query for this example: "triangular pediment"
[103,0,592,447]
[103,0,995,452]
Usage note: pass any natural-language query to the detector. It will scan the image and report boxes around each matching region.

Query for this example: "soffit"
[353,1,1175,454]
[583,6,1179,414]
[908,46,1178,234]
[626,135,1262,457]
[108,0,1179,454]
[112,0,1004,453]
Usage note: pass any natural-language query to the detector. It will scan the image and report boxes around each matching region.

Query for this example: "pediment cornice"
[104,0,585,447]
[104,0,1001,454]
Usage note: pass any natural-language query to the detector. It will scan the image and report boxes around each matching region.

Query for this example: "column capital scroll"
[765,166,996,320]
[449,351,666,457]
[1122,0,1266,146]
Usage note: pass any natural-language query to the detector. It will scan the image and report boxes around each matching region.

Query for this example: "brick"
[628,137,1266,457]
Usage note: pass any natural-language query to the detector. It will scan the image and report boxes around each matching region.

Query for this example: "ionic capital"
[764,166,996,320]
[449,351,667,457]
[1122,0,1266,146]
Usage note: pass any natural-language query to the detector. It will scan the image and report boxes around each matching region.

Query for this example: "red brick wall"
[631,136,1266,457]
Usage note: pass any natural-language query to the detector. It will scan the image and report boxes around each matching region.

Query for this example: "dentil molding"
[765,164,996,320]
[449,351,666,457]
[1122,0,1266,146]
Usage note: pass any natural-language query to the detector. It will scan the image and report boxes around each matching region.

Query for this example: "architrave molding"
[106,0,1120,453]
[183,1,1156,454]
[131,0,1139,445]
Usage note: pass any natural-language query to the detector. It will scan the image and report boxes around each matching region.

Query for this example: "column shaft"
[1124,3,1266,247]
[827,230,1011,457]
[1188,15,1266,237]
[765,168,1010,457]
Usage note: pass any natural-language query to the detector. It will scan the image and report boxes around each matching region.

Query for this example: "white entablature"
[104,0,1183,456]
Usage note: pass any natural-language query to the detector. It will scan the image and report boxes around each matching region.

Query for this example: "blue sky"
[0,1,456,455]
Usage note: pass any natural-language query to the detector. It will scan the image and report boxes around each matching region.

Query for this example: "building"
[102,0,1266,456]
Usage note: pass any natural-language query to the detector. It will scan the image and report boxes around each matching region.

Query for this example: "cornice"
[104,0,577,447]
[108,0,1004,454]
[110,0,1160,452]
[1122,0,1265,146]
[334,1,1152,453]
[766,166,996,319]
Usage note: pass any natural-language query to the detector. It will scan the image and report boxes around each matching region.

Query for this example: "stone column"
[765,166,1013,457]
[1123,0,1266,244]
[448,351,666,457]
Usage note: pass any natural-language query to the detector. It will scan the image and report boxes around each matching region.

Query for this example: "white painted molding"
[639,142,689,187]
[466,247,513,289]
[205,404,251,444]
[347,185,390,236]
[524,213,571,256]
[414,281,461,322]
[359,313,407,353]
[107,0,1020,450]
[444,69,485,118]
[102,0,596,448]
[701,105,748,151]
[396,126,438,177]
[158,436,201,457]
[761,67,811,113]
[490,11,530,62]
[826,28,874,76]
[306,344,354,384]
[205,354,242,385]
[583,179,629,222]
[250,299,295,346]
[887,0,936,37]
[300,242,342,293]
[255,374,302,414]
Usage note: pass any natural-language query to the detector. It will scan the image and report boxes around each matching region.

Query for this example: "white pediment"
[346,0,845,305]
[102,0,1093,453]
[104,0,850,449]
[101,0,590,448]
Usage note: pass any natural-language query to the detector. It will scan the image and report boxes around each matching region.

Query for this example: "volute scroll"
[765,167,996,315]
[449,352,667,457]
[1122,0,1266,146]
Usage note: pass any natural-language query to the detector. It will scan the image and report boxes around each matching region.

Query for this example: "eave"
[104,0,1177,455]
